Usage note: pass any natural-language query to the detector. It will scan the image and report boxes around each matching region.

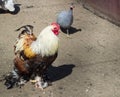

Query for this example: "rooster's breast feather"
[23,46,36,58]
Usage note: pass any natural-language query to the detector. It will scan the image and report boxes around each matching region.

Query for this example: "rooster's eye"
[54,27,57,30]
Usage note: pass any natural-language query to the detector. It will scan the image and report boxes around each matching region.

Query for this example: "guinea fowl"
[57,3,75,37]
[0,0,15,12]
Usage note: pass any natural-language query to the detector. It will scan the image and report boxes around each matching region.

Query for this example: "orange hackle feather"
[23,34,36,58]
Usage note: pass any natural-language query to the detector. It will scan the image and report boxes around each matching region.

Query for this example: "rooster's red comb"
[51,22,60,29]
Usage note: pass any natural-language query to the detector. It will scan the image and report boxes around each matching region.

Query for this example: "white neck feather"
[30,26,59,57]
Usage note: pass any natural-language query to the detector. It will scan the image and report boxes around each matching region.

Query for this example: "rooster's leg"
[30,75,49,90]
[35,80,43,90]
[30,76,43,90]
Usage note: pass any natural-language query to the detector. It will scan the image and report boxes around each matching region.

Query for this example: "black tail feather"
[15,25,34,34]
[4,73,19,89]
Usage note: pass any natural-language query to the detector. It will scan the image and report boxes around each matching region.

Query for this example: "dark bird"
[0,0,15,12]
[4,23,60,89]
[57,3,75,37]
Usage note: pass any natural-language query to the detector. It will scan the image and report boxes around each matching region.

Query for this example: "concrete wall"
[81,0,120,26]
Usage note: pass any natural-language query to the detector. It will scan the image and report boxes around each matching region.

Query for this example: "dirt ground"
[0,0,120,97]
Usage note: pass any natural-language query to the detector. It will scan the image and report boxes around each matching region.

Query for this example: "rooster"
[4,23,60,89]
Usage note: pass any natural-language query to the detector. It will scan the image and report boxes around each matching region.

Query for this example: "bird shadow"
[47,64,75,82]
[0,4,21,14]
[60,26,82,35]
[0,9,9,14]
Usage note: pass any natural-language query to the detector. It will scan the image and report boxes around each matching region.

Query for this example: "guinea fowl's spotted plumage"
[57,3,74,36]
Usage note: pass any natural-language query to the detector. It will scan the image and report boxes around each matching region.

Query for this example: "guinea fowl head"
[70,3,75,10]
